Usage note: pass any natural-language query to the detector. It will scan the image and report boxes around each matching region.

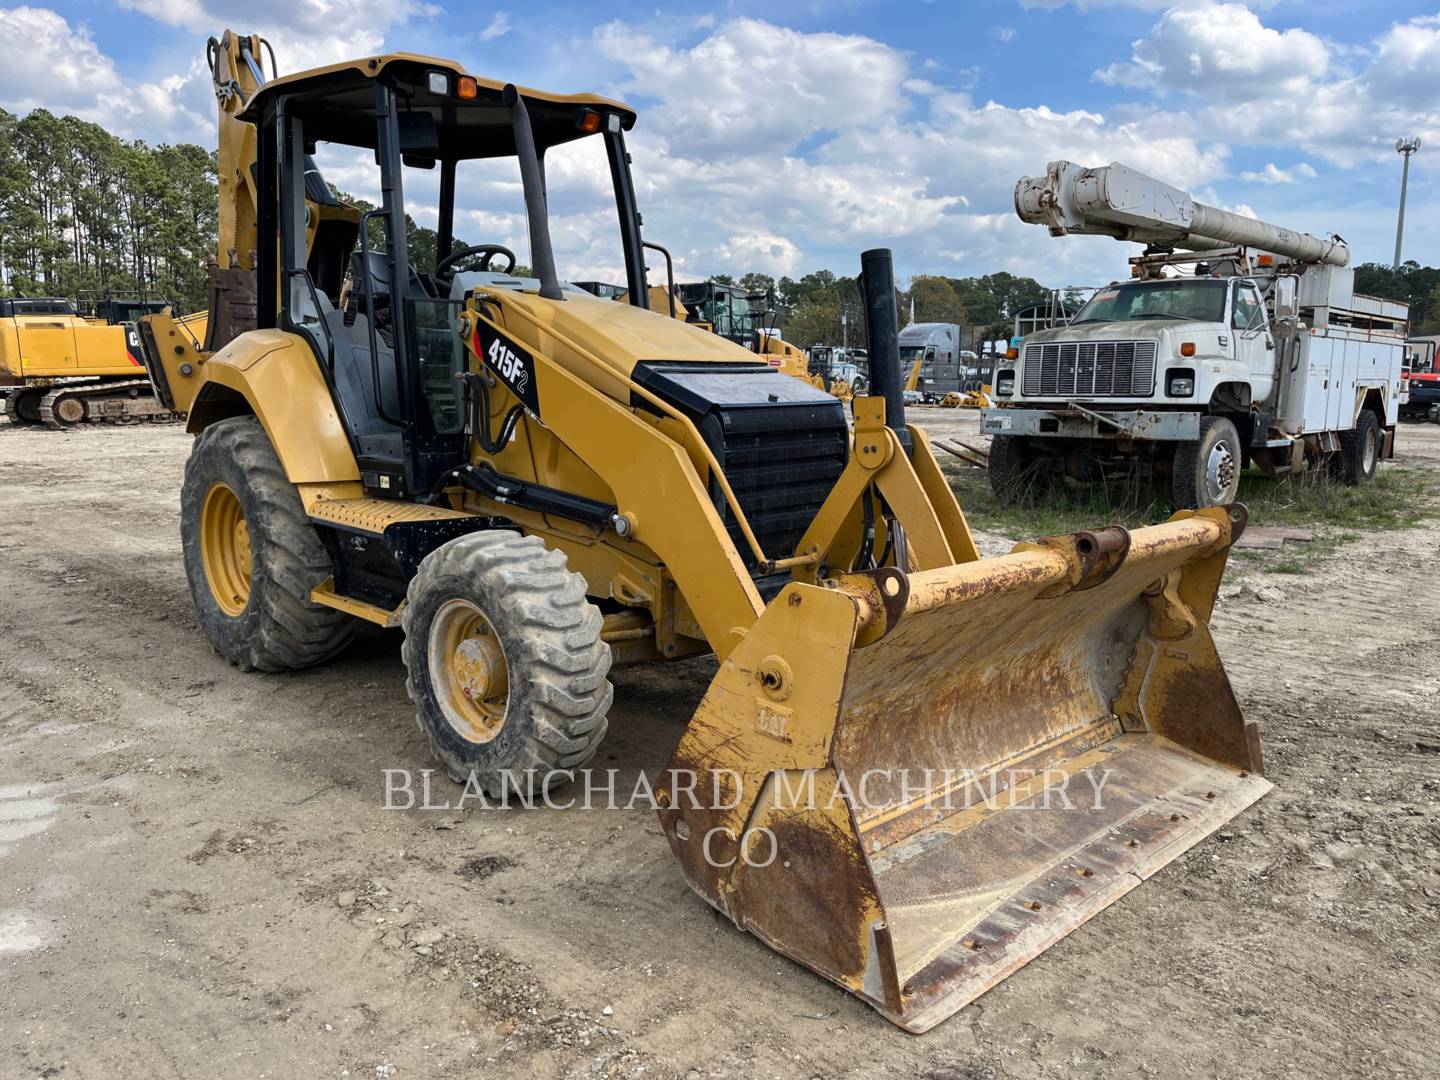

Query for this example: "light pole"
[1394,137,1421,270]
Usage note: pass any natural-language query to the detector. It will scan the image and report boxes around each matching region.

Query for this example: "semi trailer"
[984,161,1409,508]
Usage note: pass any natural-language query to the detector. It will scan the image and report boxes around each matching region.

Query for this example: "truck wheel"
[401,531,613,798]
[181,416,355,672]
[1337,410,1379,485]
[988,434,1050,503]
[1172,416,1241,509]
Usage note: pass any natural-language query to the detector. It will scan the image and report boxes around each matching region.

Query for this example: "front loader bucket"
[658,506,1269,1033]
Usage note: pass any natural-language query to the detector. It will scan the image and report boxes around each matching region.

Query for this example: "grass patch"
[941,457,1437,546]
[1234,467,1433,530]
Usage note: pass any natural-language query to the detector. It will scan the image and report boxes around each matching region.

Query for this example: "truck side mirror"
[1272,275,1299,321]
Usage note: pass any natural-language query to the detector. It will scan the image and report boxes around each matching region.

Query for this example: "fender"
[188,329,360,485]
[1350,382,1388,426]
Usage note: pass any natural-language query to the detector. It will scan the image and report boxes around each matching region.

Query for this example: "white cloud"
[1368,14,1440,96]
[118,0,440,65]
[714,232,802,276]
[3,4,1430,285]
[1237,162,1318,184]
[1096,2,1328,96]
[570,17,1233,284]
[994,26,1016,43]
[1095,3,1440,167]
[478,12,510,43]
[1024,0,1280,9]
[593,18,909,156]
[0,7,125,119]
[0,6,216,137]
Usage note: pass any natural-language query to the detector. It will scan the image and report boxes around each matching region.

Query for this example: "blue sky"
[1,0,1436,288]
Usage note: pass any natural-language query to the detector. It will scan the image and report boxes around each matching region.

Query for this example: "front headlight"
[1167,369,1195,398]
[996,371,1015,396]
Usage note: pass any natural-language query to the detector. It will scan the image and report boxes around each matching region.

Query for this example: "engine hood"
[470,285,785,408]
[480,286,758,372]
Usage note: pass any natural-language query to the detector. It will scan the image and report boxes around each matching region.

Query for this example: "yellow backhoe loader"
[140,37,1268,1033]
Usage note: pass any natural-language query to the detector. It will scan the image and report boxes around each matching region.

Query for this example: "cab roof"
[240,52,636,159]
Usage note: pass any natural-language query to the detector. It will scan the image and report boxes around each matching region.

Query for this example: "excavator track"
[2,386,47,425]
[37,379,175,430]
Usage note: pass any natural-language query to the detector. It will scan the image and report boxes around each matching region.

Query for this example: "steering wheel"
[435,244,517,280]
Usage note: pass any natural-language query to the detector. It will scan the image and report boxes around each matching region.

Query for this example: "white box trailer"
[983,161,1408,508]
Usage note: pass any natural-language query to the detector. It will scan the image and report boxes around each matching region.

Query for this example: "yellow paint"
[310,578,404,627]
[200,481,252,616]
[0,312,144,382]
[193,330,360,484]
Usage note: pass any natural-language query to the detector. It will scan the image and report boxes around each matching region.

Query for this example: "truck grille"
[1021,340,1157,398]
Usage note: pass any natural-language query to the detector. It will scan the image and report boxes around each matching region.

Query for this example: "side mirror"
[1272,275,1299,322]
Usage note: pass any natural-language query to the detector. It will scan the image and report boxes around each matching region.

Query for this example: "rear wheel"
[1337,409,1379,485]
[1172,416,1241,509]
[401,531,612,797]
[180,415,355,671]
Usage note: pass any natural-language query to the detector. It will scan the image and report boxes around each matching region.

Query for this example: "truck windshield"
[1072,280,1228,324]
[899,346,926,363]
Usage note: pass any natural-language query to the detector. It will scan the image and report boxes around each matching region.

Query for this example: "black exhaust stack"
[504,84,564,301]
[859,247,908,451]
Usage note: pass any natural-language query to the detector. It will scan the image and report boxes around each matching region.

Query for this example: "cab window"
[1232,285,1265,331]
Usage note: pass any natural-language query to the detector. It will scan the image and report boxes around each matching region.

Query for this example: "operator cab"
[242,58,643,497]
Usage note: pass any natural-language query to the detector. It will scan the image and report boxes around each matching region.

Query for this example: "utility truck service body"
[985,161,1408,507]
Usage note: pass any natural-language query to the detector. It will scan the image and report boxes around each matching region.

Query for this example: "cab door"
[1231,281,1274,404]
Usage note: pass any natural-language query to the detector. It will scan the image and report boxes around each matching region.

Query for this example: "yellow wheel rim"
[428,598,510,744]
[200,482,252,617]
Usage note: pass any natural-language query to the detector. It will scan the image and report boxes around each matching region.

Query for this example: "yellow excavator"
[0,297,192,427]
[140,36,1268,1033]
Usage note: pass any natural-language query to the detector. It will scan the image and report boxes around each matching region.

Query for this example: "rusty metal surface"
[883,736,1270,1032]
[659,507,1265,1034]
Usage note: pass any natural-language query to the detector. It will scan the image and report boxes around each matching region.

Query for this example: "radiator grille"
[1021,340,1157,397]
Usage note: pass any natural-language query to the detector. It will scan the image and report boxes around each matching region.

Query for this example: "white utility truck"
[983,161,1409,507]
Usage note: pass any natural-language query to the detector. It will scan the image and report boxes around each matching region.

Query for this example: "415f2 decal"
[473,320,541,417]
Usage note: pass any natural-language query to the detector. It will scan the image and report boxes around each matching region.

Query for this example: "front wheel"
[1172,416,1242,509]
[988,434,1054,504]
[401,531,613,797]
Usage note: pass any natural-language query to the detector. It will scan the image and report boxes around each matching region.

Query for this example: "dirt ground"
[2,411,1437,1080]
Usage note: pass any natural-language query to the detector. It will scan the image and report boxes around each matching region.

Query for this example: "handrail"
[642,241,677,318]
[358,208,402,426]
[468,298,777,567]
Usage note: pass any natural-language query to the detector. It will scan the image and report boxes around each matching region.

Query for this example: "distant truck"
[807,345,868,392]
[897,322,989,400]
[985,161,1408,508]
[1403,336,1438,420]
